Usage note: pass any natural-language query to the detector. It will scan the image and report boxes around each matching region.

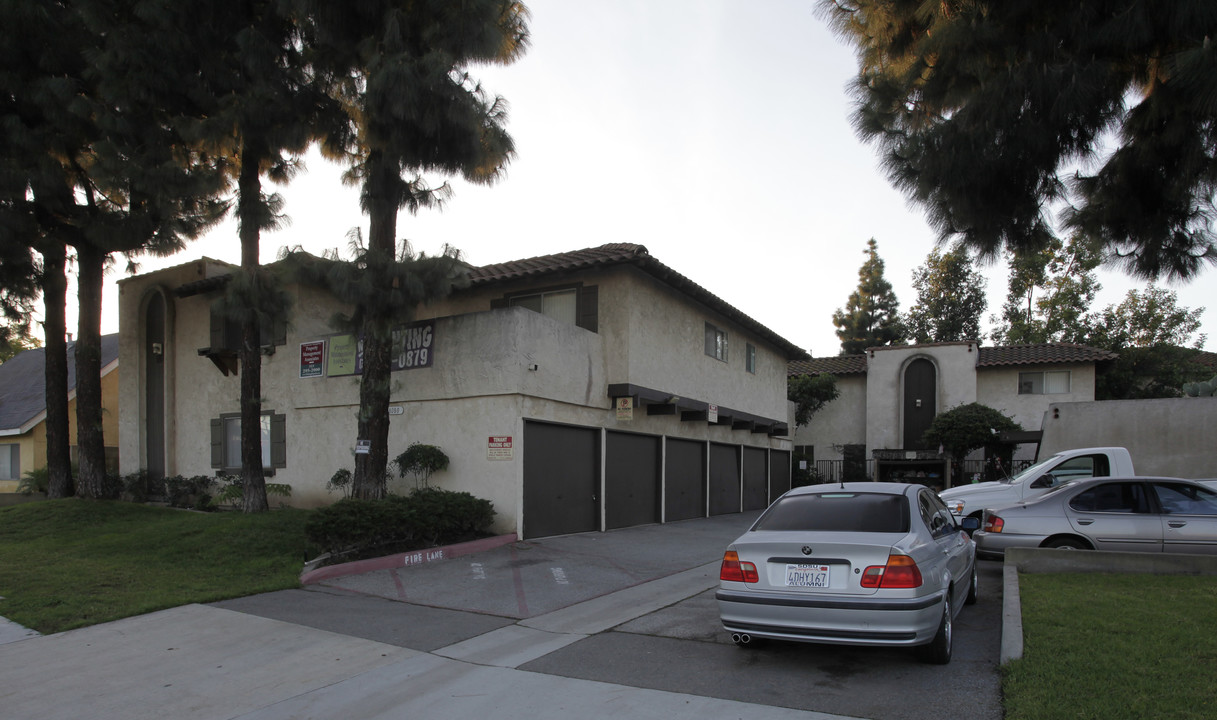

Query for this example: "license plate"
[785,564,830,588]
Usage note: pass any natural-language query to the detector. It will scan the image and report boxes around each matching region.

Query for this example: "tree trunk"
[74,242,106,498]
[40,242,73,498]
[237,146,269,512]
[352,150,398,499]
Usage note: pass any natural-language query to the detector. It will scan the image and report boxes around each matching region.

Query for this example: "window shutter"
[270,413,287,468]
[10,445,19,480]
[210,418,223,468]
[209,302,226,351]
[577,286,598,332]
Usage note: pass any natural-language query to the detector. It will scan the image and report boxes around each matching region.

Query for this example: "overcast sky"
[79,0,1213,355]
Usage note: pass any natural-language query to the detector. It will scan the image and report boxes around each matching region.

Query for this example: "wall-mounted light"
[152,342,163,356]
[527,363,539,371]
[915,398,922,408]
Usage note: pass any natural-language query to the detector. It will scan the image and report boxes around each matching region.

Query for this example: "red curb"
[300,533,518,585]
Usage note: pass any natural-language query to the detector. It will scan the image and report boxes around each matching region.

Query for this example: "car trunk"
[731,530,908,597]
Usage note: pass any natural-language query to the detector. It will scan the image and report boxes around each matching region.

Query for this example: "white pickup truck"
[939,447,1136,519]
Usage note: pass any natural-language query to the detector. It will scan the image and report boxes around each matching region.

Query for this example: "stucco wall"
[1039,397,1217,479]
[791,374,867,461]
[976,363,1096,432]
[866,344,979,451]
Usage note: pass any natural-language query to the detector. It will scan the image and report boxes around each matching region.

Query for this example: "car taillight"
[719,550,759,583]
[983,515,1004,533]
[860,552,923,589]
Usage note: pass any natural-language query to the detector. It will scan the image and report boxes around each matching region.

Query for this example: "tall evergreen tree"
[164,0,340,511]
[821,0,1217,282]
[3,0,226,498]
[904,246,987,343]
[832,238,904,354]
[300,0,529,497]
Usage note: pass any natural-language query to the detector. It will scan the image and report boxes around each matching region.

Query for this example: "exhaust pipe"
[731,633,752,645]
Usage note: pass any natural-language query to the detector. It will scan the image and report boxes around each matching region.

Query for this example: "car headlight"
[948,501,965,515]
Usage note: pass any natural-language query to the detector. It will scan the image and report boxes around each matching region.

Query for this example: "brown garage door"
[523,421,600,539]
[742,446,768,511]
[606,431,661,530]
[709,443,741,516]
[665,438,705,522]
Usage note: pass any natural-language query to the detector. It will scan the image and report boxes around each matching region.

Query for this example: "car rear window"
[753,492,910,533]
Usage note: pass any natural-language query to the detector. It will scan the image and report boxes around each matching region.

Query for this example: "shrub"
[165,475,217,510]
[394,443,449,489]
[305,488,494,557]
[326,468,352,497]
[17,467,49,495]
[212,476,292,508]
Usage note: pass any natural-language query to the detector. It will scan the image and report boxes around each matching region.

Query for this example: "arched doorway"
[903,358,936,450]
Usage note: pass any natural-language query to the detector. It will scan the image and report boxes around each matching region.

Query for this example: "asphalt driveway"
[0,512,1003,719]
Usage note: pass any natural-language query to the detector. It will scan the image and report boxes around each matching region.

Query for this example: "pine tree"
[904,246,987,343]
[832,238,904,354]
[821,0,1217,282]
[299,0,529,497]
[2,0,226,498]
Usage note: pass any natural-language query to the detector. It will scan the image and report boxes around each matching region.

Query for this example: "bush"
[165,475,216,510]
[394,443,449,489]
[212,476,292,508]
[305,488,494,557]
[17,468,49,495]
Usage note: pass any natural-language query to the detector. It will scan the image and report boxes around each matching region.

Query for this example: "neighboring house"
[788,341,1117,488]
[116,244,806,538]
[0,335,121,492]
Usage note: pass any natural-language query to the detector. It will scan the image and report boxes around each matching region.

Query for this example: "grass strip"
[0,499,313,634]
[1004,572,1217,720]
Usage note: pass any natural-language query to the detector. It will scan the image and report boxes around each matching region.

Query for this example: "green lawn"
[0,499,314,634]
[1005,573,1217,720]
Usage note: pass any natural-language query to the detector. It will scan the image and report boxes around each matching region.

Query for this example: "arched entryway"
[903,358,936,450]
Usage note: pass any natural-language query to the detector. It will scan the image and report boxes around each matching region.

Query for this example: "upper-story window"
[1019,370,1070,394]
[510,288,577,325]
[746,343,757,373]
[705,322,728,362]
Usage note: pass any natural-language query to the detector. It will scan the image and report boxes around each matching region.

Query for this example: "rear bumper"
[716,588,945,646]
[973,530,1047,558]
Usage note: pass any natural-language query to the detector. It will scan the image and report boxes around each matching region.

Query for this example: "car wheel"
[965,564,979,605]
[920,595,953,665]
[1043,537,1090,550]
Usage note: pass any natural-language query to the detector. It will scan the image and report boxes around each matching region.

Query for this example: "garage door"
[606,431,661,530]
[709,443,741,516]
[523,421,599,539]
[742,447,768,511]
[769,449,791,502]
[665,438,705,522]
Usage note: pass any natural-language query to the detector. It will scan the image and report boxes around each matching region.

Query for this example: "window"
[510,288,577,325]
[745,343,757,373]
[1018,370,1070,394]
[1152,482,1217,516]
[0,443,18,480]
[705,322,728,362]
[755,492,910,533]
[1069,482,1150,514]
[210,412,286,474]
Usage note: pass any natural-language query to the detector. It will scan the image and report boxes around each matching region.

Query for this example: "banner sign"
[300,341,325,378]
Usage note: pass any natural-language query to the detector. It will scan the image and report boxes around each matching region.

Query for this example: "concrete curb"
[301,533,518,585]
[999,548,1217,664]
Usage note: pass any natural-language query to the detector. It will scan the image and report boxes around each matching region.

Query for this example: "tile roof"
[788,343,1117,376]
[976,343,1117,367]
[468,244,808,360]
[788,355,868,377]
[0,334,120,434]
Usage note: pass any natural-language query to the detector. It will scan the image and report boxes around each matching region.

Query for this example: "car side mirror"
[960,516,981,533]
[1030,472,1055,489]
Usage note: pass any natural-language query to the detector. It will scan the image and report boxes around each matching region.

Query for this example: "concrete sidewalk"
[0,512,863,719]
